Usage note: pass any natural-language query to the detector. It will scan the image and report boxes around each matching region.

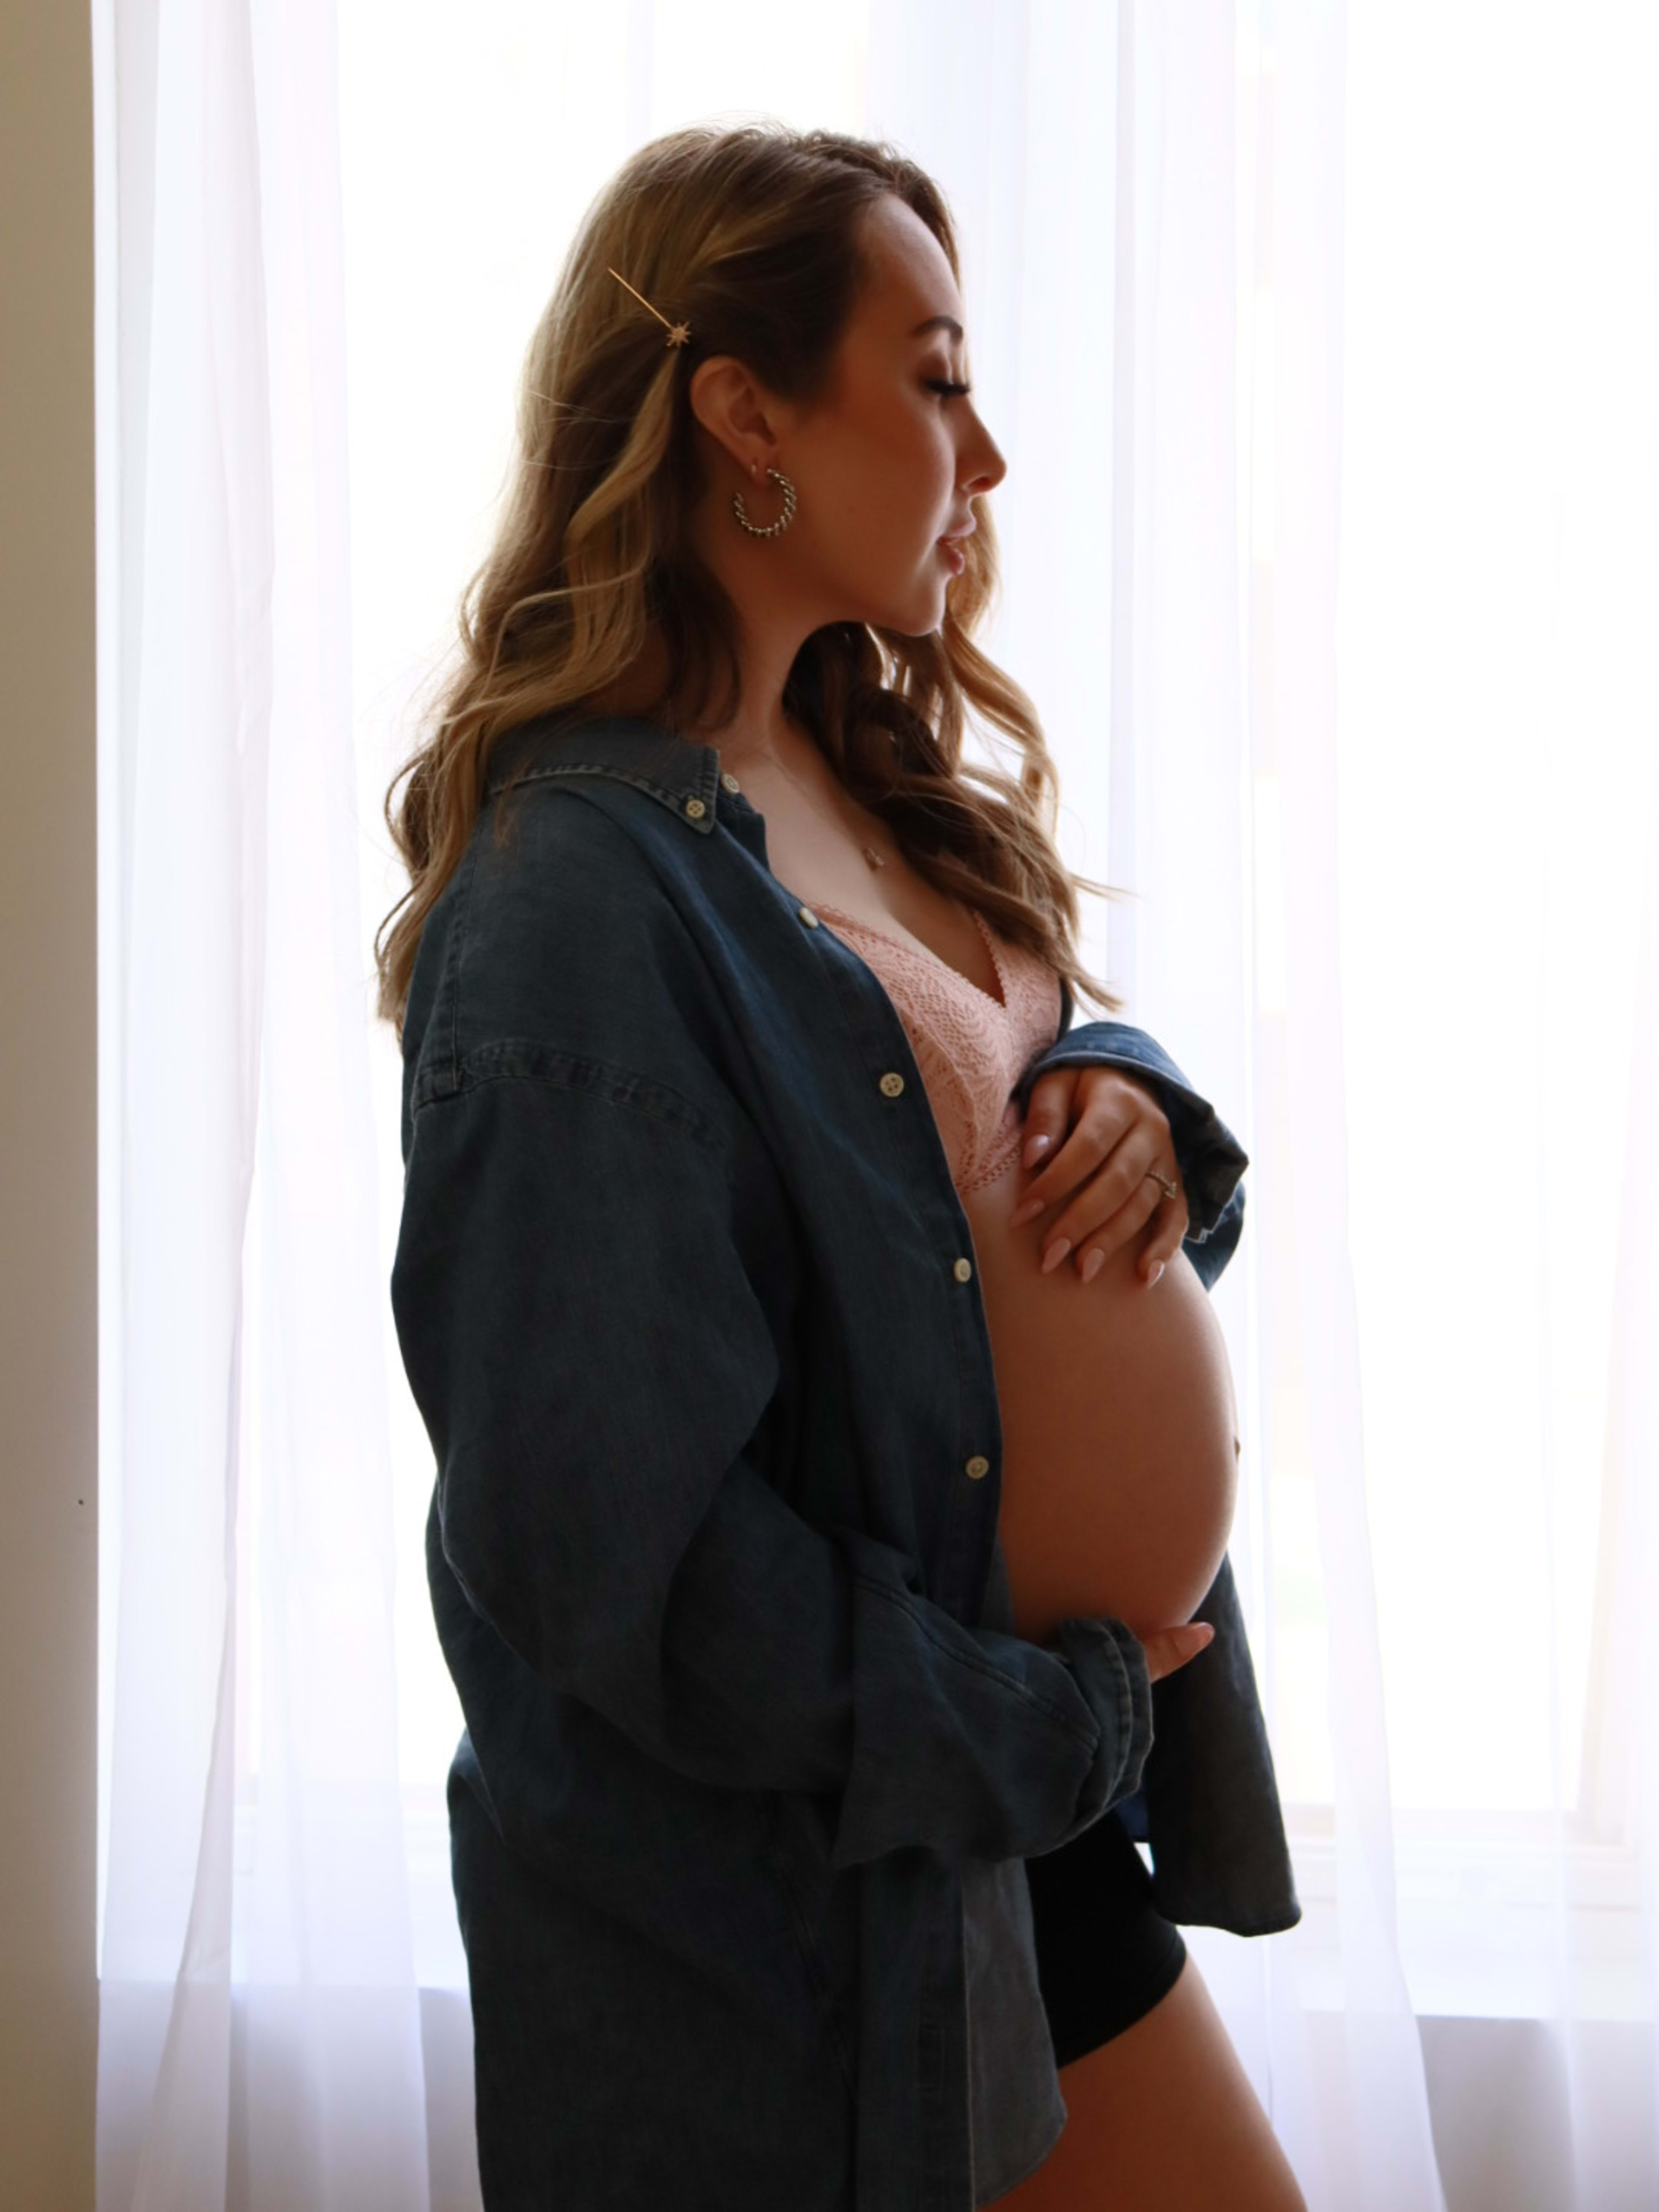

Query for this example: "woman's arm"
[391,1050,1154,1875]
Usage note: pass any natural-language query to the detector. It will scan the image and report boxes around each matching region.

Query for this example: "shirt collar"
[482,712,725,834]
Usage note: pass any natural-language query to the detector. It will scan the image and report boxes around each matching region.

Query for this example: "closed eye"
[925,379,973,401]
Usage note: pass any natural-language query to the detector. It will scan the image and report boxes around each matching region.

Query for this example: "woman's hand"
[1141,1621,1215,1683]
[1007,1065,1189,1286]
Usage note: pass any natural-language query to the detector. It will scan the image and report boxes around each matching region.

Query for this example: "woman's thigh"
[988,1953,1307,2212]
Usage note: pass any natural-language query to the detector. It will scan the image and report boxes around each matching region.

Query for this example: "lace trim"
[812,900,1010,1010]
[957,1108,1028,1195]
[813,902,1061,1191]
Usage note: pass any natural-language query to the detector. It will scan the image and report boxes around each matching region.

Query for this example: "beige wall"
[0,0,98,2203]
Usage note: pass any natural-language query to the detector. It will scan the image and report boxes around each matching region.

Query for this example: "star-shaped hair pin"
[607,267,692,350]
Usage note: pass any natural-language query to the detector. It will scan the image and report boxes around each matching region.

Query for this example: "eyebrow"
[909,314,965,341]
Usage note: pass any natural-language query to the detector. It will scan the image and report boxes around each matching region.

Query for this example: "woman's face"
[687,194,1007,640]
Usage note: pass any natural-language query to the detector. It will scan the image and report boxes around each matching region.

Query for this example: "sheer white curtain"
[1021,3,1656,2205]
[1002,3,1658,2204]
[95,0,428,2206]
[98,0,1658,2207]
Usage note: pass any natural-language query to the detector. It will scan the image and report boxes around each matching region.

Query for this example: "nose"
[963,420,1007,497]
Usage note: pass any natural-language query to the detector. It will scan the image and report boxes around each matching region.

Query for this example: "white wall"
[0,0,98,2204]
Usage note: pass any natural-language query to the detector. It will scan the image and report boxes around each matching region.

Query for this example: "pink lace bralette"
[813,901,1064,1195]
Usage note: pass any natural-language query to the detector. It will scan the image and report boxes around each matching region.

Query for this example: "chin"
[846,575,949,639]
[890,591,953,640]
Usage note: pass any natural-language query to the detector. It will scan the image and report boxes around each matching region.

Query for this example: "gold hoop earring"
[731,464,797,540]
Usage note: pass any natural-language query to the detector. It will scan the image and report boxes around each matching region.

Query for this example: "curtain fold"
[96,0,429,2205]
[996,0,1440,2198]
[1253,5,1446,2202]
[1563,754,1659,2206]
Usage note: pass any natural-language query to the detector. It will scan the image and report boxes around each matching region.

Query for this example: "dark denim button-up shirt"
[390,714,1300,2212]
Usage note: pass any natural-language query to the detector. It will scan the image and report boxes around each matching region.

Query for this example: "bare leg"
[986,1954,1308,2211]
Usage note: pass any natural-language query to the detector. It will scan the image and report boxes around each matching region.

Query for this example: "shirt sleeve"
[1011,1020,1249,1291]
[391,1053,1152,1876]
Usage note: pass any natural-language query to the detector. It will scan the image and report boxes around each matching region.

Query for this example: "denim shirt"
[390,714,1300,2212]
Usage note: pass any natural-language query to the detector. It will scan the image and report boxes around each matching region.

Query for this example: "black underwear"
[1023,1805,1189,2069]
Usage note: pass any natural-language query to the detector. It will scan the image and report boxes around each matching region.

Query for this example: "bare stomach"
[960,1155,1240,1647]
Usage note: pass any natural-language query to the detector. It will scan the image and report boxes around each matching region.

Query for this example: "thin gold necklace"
[726,739,889,870]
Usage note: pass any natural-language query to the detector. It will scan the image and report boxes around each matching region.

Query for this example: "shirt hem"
[973,2106,1067,2209]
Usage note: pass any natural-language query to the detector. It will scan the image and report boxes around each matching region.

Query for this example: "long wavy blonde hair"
[374,121,1123,1041]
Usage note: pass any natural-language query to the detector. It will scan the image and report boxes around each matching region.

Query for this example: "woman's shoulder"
[403,755,731,1127]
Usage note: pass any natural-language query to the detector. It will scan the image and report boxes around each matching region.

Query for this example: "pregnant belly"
[959,1155,1240,1646]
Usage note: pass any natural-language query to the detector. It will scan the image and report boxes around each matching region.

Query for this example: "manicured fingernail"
[1023,1133,1051,1166]
[1081,1249,1105,1284]
[1008,1198,1042,1227]
[1145,1260,1165,1287]
[1041,1239,1071,1274]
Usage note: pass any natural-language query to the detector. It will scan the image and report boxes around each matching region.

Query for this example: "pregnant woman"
[383,123,1304,2211]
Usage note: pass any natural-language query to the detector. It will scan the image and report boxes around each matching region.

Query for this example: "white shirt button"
[684,797,707,819]
[799,906,819,928]
[720,772,741,792]
[964,1455,991,1481]
[879,1071,905,1097]
[953,1256,973,1282]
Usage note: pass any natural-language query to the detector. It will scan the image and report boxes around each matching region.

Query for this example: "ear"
[687,355,788,477]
